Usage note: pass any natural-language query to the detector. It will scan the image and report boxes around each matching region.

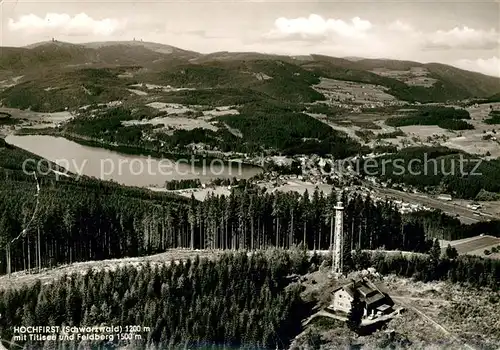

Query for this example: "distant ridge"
[343,56,365,62]
[81,40,201,58]
[23,40,82,49]
[1,40,499,103]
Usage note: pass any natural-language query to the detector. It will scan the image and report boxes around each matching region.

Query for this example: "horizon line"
[5,38,500,79]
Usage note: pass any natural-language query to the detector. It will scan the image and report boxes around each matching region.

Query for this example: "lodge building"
[327,277,394,318]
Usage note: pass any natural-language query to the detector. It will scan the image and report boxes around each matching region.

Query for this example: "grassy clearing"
[441,235,500,259]
[385,106,472,130]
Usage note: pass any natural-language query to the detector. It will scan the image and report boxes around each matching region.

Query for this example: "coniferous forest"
[1,142,500,349]
[0,250,498,349]
[1,142,499,274]
[0,251,313,350]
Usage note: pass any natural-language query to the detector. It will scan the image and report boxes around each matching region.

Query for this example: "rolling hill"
[0,40,499,111]
[355,59,500,98]
[0,67,132,112]
[1,42,195,76]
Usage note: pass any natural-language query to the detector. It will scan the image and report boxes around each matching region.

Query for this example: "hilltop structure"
[327,277,394,318]
[332,198,344,276]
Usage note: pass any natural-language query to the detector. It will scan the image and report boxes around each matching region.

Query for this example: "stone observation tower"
[332,198,344,276]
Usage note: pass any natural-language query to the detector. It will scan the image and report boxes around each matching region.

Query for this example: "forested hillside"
[0,68,134,112]
[0,142,188,273]
[0,251,312,349]
[304,55,500,101]
[48,104,367,156]
[2,141,499,274]
[363,146,500,199]
[0,248,498,349]
[1,42,500,114]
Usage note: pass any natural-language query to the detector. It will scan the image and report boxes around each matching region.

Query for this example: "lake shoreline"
[6,134,263,188]
[14,127,264,169]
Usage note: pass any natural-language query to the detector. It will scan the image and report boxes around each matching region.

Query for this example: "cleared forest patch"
[314,78,397,106]
[370,67,438,88]
[0,249,224,291]
[440,235,500,259]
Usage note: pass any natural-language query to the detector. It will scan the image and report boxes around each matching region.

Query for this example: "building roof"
[365,292,385,306]
[376,304,392,312]
[333,277,389,306]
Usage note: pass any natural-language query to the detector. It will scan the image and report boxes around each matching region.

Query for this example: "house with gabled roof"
[327,277,394,318]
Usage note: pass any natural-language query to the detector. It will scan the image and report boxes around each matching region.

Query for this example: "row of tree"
[352,249,500,289]
[1,175,435,274]
[385,106,471,128]
[2,178,498,274]
[1,143,499,275]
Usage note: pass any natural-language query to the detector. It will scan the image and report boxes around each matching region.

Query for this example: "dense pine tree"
[0,252,310,349]
[1,144,499,276]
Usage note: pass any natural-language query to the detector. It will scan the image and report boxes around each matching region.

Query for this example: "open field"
[440,102,500,157]
[145,101,195,114]
[127,88,148,96]
[381,103,500,157]
[310,112,402,145]
[123,103,239,133]
[309,115,364,141]
[202,106,239,117]
[129,83,195,93]
[440,235,500,259]
[122,115,219,132]
[0,75,24,90]
[447,235,500,253]
[0,107,73,135]
[314,77,397,106]
[0,107,73,124]
[370,67,438,87]
[314,102,500,157]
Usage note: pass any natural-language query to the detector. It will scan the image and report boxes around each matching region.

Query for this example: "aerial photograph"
[0,0,499,348]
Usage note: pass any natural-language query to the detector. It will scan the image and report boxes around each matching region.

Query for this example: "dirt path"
[393,297,475,350]
[390,295,449,304]
[302,310,347,326]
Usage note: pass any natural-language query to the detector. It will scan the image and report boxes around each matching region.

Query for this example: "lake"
[5,135,262,187]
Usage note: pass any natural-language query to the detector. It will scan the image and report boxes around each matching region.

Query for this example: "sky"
[1,0,499,77]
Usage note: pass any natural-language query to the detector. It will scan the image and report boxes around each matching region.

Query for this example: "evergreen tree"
[430,239,442,261]
[445,244,458,259]
[346,290,364,332]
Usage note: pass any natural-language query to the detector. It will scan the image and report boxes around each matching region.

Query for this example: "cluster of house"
[391,199,429,214]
